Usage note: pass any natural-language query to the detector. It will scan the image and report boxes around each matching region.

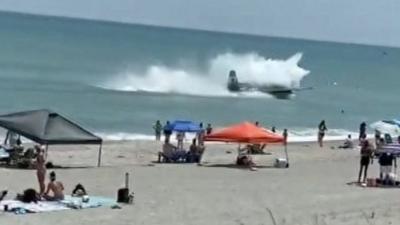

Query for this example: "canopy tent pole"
[97,143,103,167]
[284,144,289,168]
[3,131,9,145]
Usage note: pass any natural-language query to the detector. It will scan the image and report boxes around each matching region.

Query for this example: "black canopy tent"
[0,109,103,167]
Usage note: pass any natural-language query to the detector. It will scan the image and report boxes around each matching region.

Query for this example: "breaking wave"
[99,52,309,97]
[97,128,359,143]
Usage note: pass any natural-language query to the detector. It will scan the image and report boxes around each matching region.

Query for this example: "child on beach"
[318,120,327,147]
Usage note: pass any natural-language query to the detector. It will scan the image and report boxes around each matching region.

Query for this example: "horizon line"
[0,9,399,50]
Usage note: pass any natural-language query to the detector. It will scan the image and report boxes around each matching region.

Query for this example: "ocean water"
[0,11,399,141]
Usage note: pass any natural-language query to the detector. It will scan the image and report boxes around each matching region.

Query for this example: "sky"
[0,0,399,47]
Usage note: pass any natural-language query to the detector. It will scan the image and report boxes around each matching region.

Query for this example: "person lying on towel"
[44,171,64,201]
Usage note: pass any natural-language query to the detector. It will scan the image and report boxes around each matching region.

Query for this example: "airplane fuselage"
[227,70,294,99]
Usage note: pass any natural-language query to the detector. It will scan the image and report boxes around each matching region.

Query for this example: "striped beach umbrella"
[379,144,400,156]
[370,120,400,136]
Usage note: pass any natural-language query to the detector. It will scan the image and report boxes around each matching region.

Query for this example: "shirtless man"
[44,171,64,201]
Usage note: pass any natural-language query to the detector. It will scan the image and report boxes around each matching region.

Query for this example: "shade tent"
[169,120,202,133]
[204,122,289,167]
[0,109,103,166]
[204,122,283,143]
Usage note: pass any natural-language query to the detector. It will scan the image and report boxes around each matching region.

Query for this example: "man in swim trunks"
[358,140,373,183]
[44,171,64,201]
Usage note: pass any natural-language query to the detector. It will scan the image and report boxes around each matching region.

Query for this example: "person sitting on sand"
[339,135,354,149]
[158,139,184,162]
[44,171,64,201]
[379,152,396,185]
[72,183,87,197]
[236,146,257,170]
[358,140,373,183]
[16,188,40,203]
[186,139,198,163]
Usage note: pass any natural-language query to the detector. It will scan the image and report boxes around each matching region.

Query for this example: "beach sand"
[1,140,400,225]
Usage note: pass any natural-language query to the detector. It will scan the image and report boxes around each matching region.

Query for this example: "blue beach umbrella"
[169,120,202,133]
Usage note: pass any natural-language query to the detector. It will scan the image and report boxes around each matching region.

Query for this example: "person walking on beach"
[359,122,367,141]
[153,120,163,141]
[358,140,373,183]
[318,120,327,147]
[35,145,46,196]
[163,121,172,143]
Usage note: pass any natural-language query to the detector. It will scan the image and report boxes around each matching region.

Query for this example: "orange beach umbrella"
[204,122,284,144]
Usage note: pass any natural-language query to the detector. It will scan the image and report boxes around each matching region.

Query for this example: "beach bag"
[117,173,130,203]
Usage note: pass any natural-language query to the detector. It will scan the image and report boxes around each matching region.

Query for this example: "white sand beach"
[1,140,400,225]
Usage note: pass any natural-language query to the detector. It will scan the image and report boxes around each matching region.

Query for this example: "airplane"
[226,70,311,99]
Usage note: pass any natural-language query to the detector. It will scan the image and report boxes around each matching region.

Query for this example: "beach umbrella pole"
[284,144,289,168]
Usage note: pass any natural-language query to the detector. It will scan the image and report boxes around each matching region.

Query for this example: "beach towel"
[0,195,116,214]
[0,147,10,159]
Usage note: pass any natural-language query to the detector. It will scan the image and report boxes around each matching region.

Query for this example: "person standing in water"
[318,120,327,148]
[271,126,276,133]
[206,124,213,135]
[35,145,46,196]
[153,120,163,141]
[359,122,367,141]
